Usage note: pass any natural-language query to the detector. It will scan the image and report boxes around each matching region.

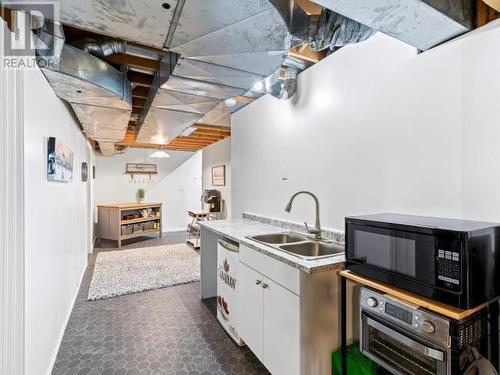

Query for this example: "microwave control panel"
[436,249,461,290]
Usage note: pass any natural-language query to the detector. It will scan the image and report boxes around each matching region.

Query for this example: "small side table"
[338,270,494,374]
[186,209,211,249]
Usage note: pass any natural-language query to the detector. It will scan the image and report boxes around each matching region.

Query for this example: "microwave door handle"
[367,317,445,362]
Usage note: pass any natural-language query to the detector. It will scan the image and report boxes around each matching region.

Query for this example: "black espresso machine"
[345,213,500,310]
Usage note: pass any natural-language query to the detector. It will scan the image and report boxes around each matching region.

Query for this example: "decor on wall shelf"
[47,136,74,182]
[81,162,88,182]
[212,165,226,186]
[137,188,145,203]
[126,163,158,180]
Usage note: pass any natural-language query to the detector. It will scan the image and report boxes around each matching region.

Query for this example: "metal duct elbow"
[71,37,127,57]
[310,9,376,52]
[266,65,298,100]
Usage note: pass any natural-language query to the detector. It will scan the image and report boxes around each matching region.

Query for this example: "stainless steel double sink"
[247,232,344,260]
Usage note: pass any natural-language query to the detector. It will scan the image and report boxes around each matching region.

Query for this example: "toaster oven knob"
[421,320,436,334]
[366,297,378,308]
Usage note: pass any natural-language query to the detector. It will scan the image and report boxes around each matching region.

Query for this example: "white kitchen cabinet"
[239,262,300,375]
[239,262,264,361]
[236,244,353,375]
[263,276,300,375]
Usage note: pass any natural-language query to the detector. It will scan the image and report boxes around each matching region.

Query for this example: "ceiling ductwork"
[33,23,132,156]
[136,0,289,144]
[70,37,127,58]
[312,0,474,51]
[309,9,376,51]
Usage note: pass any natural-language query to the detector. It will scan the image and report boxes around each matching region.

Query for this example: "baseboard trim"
[162,226,187,233]
[46,261,87,375]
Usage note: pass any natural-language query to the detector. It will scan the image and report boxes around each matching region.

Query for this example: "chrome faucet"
[285,191,324,241]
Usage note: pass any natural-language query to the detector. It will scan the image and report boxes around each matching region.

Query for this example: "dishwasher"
[217,238,244,346]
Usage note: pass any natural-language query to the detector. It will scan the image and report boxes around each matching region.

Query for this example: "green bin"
[332,343,381,375]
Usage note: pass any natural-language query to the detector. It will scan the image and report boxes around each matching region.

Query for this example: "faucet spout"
[284,191,322,240]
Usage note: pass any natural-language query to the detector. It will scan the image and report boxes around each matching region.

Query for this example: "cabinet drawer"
[240,244,300,295]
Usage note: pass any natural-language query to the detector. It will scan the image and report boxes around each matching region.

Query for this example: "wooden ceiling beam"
[103,54,159,71]
[0,7,15,32]
[132,97,146,108]
[132,86,150,99]
[186,134,226,141]
[192,124,231,132]
[289,44,326,63]
[172,141,214,147]
[128,71,154,87]
[115,140,198,151]
[234,95,255,104]
[192,129,231,136]
[296,0,323,15]
[132,106,144,115]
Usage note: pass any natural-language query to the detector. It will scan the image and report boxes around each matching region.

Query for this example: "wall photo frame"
[47,137,74,182]
[212,165,226,186]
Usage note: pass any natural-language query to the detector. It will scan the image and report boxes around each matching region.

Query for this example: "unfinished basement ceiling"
[12,0,289,153]
[312,0,474,51]
[58,0,179,48]
[135,0,289,145]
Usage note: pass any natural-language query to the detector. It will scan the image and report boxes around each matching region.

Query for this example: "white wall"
[0,19,25,375]
[94,148,202,231]
[23,65,92,373]
[232,22,500,231]
[202,138,232,218]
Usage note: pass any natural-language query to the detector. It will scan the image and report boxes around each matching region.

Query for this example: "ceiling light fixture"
[150,146,171,158]
[224,98,237,107]
[253,81,264,91]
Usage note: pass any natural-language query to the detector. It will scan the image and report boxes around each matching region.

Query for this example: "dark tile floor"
[52,233,269,375]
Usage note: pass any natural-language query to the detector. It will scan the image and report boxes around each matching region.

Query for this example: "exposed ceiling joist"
[192,124,230,132]
[128,71,154,87]
[296,0,323,15]
[289,44,326,63]
[104,54,159,71]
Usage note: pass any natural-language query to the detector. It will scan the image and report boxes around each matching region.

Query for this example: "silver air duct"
[312,0,474,51]
[266,65,299,100]
[35,42,132,157]
[71,38,127,58]
[310,9,376,51]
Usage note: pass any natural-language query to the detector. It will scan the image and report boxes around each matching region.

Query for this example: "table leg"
[490,300,499,371]
[341,276,347,375]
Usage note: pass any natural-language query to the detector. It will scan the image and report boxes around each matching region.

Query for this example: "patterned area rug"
[88,243,200,300]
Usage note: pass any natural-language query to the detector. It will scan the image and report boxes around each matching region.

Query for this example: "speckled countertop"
[199,218,345,273]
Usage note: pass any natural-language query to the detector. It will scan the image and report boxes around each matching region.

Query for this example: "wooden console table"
[338,270,495,375]
[97,202,162,247]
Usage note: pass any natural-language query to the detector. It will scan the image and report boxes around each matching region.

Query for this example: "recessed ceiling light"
[224,98,236,107]
[253,81,264,91]
[162,2,171,9]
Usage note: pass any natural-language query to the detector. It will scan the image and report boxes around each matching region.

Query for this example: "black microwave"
[346,213,500,309]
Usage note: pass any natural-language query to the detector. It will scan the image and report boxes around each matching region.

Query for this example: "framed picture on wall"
[212,165,225,186]
[47,137,74,182]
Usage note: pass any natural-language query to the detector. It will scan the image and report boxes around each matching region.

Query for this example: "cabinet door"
[238,263,264,361]
[263,279,300,375]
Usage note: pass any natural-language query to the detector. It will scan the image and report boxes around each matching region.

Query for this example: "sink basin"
[250,232,308,245]
[278,241,344,260]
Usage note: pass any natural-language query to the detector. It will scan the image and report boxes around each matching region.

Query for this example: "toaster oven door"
[360,313,449,375]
